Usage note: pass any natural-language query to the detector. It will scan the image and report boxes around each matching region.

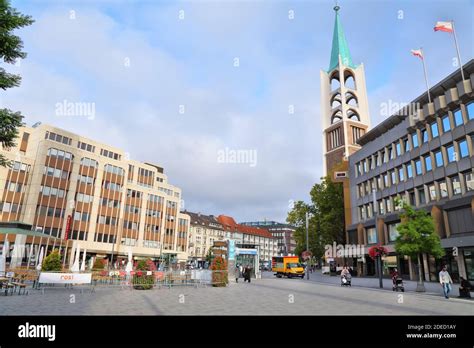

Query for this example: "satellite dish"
[32,122,42,128]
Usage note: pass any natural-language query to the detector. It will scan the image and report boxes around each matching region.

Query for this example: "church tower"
[320,5,371,226]
[321,5,370,177]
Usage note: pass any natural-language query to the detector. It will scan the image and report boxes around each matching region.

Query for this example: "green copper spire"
[329,5,355,71]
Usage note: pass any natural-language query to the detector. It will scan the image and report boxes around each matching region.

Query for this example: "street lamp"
[373,188,383,289]
[305,211,310,280]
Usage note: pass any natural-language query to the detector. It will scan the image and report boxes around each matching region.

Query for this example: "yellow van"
[272,256,305,278]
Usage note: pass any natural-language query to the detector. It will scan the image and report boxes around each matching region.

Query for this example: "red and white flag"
[411,49,423,59]
[434,21,453,33]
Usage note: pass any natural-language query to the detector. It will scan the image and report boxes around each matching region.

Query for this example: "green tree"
[42,249,62,271]
[287,176,345,262]
[394,198,444,292]
[205,247,213,264]
[0,0,34,167]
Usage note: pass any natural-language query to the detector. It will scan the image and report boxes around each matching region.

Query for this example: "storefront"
[235,244,259,278]
[463,248,474,281]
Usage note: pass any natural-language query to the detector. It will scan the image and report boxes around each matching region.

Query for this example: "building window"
[451,176,461,195]
[465,172,474,192]
[398,167,404,182]
[418,187,426,205]
[388,223,400,242]
[408,191,415,206]
[411,133,419,148]
[396,142,401,156]
[467,102,474,120]
[383,173,389,187]
[428,183,437,201]
[442,115,451,132]
[388,147,394,160]
[403,137,410,152]
[430,122,439,138]
[406,163,413,178]
[446,144,456,163]
[379,201,385,215]
[434,150,443,167]
[391,171,396,185]
[459,139,469,158]
[377,176,382,190]
[438,180,448,198]
[421,128,428,143]
[424,155,432,172]
[415,159,422,175]
[386,199,392,213]
[366,228,377,245]
[453,109,463,127]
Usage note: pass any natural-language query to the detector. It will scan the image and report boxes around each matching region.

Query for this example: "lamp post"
[373,188,383,289]
[305,211,310,280]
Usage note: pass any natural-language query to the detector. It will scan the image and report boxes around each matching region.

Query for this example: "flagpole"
[420,48,432,104]
[451,20,465,81]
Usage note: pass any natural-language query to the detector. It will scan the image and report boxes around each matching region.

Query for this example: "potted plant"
[132,259,155,290]
[42,249,62,272]
[210,256,228,287]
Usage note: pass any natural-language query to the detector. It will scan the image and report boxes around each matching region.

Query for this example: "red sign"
[302,250,312,260]
[65,215,72,240]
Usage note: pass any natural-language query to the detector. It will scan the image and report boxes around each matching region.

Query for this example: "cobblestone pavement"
[0,275,472,315]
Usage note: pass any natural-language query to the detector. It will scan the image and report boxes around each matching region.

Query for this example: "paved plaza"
[0,272,472,315]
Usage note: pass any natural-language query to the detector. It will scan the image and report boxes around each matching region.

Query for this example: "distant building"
[240,221,296,255]
[185,211,279,263]
[185,211,226,264]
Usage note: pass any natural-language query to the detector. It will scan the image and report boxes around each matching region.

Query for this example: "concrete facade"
[347,60,474,282]
[0,123,190,265]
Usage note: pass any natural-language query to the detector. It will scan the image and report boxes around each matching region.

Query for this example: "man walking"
[439,265,453,299]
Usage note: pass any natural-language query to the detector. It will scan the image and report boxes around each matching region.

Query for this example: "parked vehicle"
[272,256,305,279]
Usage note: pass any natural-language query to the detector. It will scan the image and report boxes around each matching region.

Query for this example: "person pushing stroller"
[340,265,351,286]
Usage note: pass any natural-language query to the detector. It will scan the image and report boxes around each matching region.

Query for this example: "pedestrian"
[244,265,251,283]
[235,264,240,283]
[439,265,453,299]
[458,276,471,298]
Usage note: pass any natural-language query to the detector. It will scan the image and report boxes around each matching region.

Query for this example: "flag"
[434,21,453,33]
[411,49,423,59]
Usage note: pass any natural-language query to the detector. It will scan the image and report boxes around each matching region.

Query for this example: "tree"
[0,0,34,167]
[42,249,62,272]
[287,176,345,262]
[205,247,213,264]
[394,198,444,292]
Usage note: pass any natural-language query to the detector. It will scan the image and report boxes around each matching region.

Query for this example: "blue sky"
[5,0,473,222]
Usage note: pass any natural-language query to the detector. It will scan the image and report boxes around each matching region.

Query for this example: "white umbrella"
[80,249,87,271]
[36,246,44,271]
[71,244,80,272]
[125,247,133,274]
[69,241,76,270]
[0,240,7,276]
